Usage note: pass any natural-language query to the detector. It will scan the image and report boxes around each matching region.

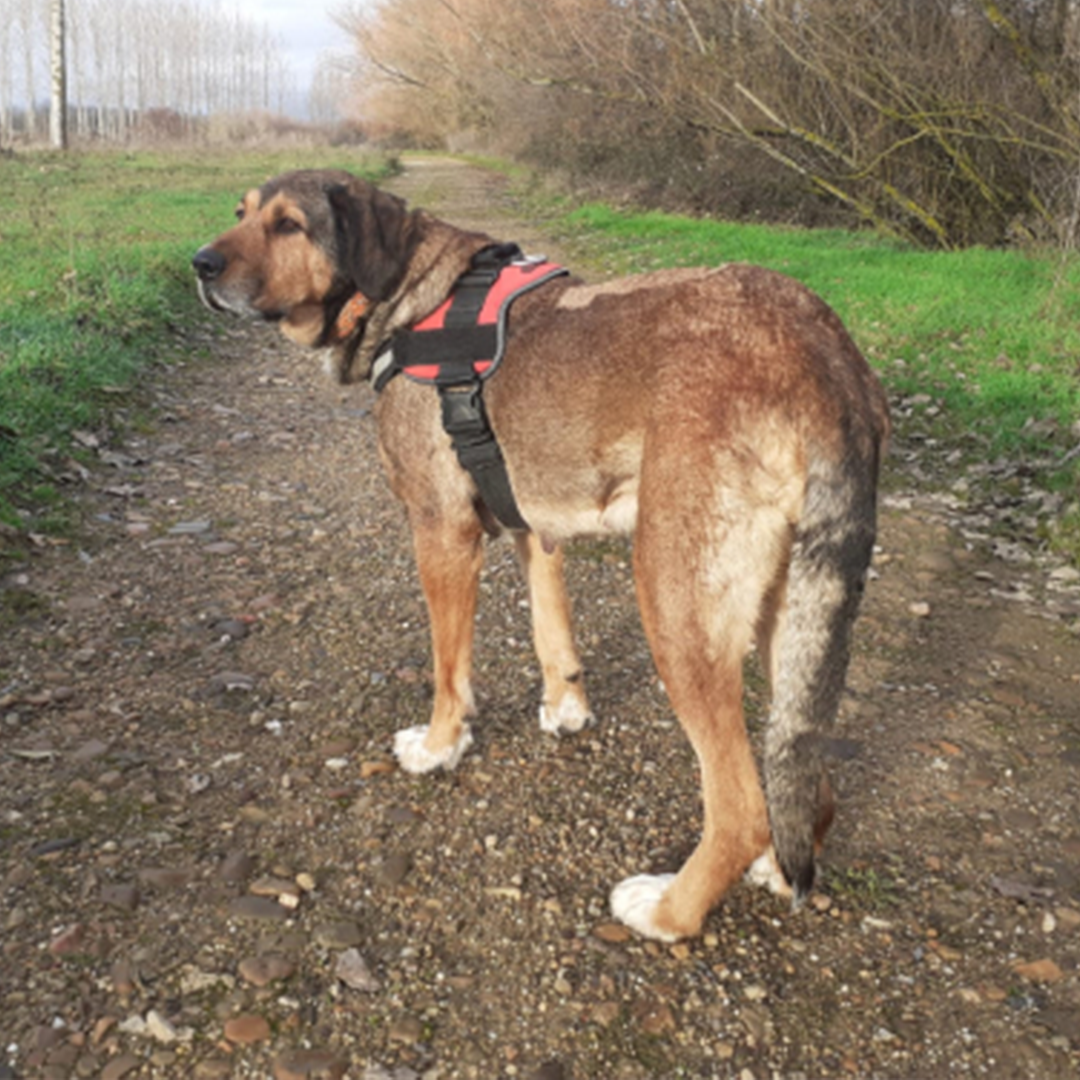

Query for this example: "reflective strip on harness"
[387,255,568,388]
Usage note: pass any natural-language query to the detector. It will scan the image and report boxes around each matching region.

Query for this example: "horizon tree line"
[1,0,298,143]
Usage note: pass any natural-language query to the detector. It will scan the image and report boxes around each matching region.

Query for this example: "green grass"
[0,148,394,535]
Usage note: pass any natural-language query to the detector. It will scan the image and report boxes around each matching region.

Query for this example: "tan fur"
[193,170,890,940]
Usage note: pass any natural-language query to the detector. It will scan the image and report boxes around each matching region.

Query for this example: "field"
[0,149,393,533]
[2,150,1079,560]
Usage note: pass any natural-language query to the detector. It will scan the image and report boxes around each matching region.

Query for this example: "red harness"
[374,249,567,391]
[370,246,567,532]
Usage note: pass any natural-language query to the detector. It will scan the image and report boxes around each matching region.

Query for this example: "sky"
[233,0,351,100]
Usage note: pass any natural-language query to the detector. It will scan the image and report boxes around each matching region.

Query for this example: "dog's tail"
[763,447,880,902]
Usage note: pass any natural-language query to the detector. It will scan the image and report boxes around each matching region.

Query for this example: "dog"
[193,169,890,941]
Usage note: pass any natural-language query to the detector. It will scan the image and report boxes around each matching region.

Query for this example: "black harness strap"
[439,383,528,531]
[374,243,554,532]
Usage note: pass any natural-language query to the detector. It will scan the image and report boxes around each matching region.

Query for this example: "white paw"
[538,692,593,734]
[744,849,792,898]
[393,724,474,774]
[610,873,679,942]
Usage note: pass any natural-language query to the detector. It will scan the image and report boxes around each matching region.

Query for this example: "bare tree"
[341,0,1080,246]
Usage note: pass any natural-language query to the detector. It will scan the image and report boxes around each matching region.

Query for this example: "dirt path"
[2,158,1079,1080]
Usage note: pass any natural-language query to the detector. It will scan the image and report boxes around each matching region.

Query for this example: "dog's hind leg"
[394,520,484,773]
[515,533,594,734]
[611,493,785,941]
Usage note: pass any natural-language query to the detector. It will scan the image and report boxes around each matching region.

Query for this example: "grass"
[535,197,1080,562]
[0,148,394,536]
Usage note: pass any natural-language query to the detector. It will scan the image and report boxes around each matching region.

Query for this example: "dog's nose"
[192,247,226,281]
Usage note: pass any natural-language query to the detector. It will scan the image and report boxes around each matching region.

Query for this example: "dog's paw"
[744,848,793,898]
[610,873,680,942]
[539,692,594,735]
[393,724,474,774]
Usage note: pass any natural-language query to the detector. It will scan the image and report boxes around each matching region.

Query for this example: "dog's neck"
[331,217,496,385]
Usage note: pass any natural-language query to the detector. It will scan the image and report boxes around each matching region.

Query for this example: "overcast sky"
[236,0,348,87]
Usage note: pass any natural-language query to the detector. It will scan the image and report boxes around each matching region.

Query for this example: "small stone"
[1042,911,1057,934]
[100,883,140,912]
[91,1016,118,1046]
[810,893,832,913]
[590,1002,621,1028]
[360,760,395,779]
[194,1060,234,1079]
[295,872,317,893]
[138,866,193,890]
[908,601,931,618]
[72,739,110,762]
[180,968,235,994]
[239,954,296,987]
[313,920,362,949]
[272,1049,349,1080]
[224,1013,271,1045]
[204,542,239,556]
[593,923,631,944]
[111,959,137,997]
[335,948,381,992]
[1013,958,1065,983]
[219,849,256,882]
[168,520,212,535]
[387,1015,423,1045]
[378,851,412,887]
[1055,906,1080,929]
[145,1009,179,1044]
[229,895,290,922]
[48,923,86,956]
[634,999,676,1035]
[250,876,302,900]
[101,1053,143,1080]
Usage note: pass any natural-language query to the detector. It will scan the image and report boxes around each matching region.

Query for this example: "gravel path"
[2,158,1079,1080]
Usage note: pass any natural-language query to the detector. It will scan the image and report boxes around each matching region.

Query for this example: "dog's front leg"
[514,533,594,734]
[393,520,484,773]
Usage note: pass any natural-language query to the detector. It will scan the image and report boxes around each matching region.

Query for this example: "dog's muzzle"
[192,246,226,282]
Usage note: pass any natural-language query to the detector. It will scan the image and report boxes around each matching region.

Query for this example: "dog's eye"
[234,207,245,221]
[275,217,303,236]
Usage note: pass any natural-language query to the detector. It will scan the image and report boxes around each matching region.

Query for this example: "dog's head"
[192,169,418,350]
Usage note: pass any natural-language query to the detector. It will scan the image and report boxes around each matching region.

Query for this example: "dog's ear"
[327,179,416,302]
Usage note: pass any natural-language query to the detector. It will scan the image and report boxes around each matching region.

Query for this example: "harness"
[371,243,568,531]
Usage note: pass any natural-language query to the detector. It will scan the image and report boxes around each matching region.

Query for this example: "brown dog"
[193,169,889,941]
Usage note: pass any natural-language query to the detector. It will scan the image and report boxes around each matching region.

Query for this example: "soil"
[2,158,1080,1080]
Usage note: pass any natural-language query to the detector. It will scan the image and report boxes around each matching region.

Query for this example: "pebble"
[313,920,363,949]
[224,1013,272,1044]
[1013,958,1065,983]
[251,875,302,900]
[229,895,291,922]
[101,1053,143,1080]
[378,851,412,887]
[387,1015,424,1044]
[908,600,932,618]
[168,520,212,535]
[48,923,86,956]
[194,1060,234,1079]
[138,866,193,889]
[593,923,631,944]
[145,1009,179,1044]
[239,953,296,987]
[220,849,256,882]
[272,1049,349,1080]
[335,947,381,992]
[100,883,140,912]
